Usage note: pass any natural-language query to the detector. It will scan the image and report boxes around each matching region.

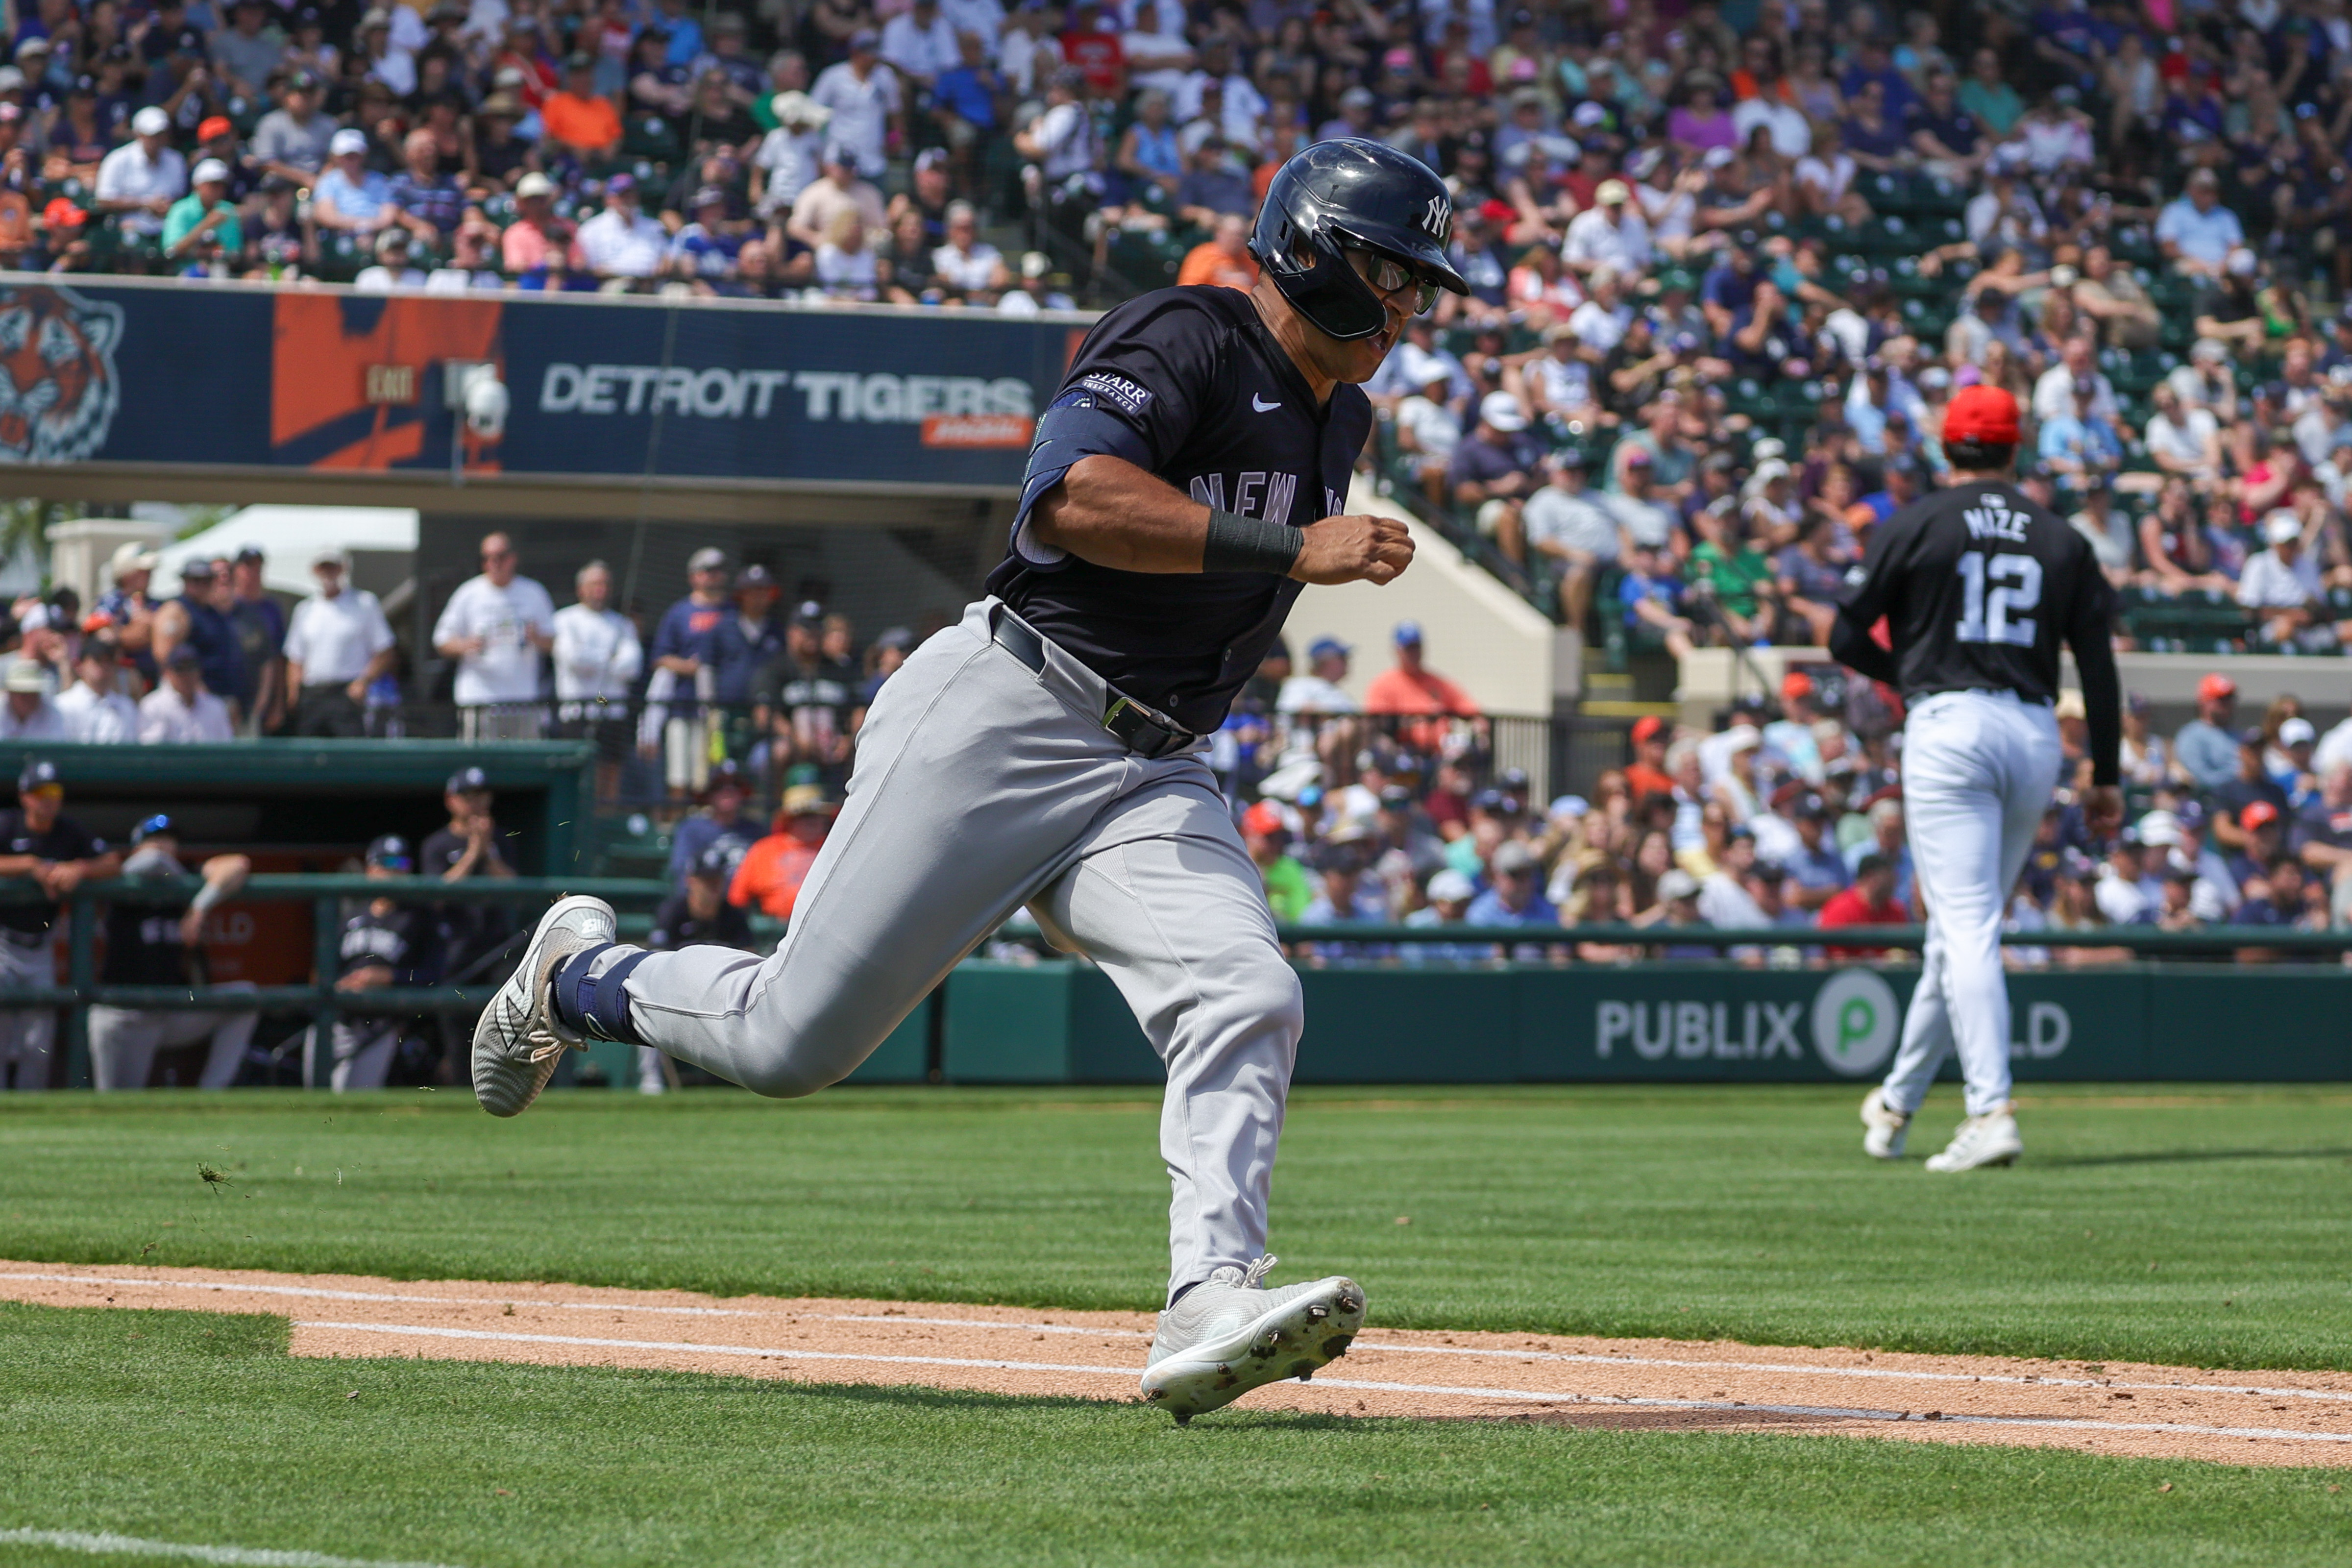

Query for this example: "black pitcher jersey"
[0,809,102,935]
[985,285,1374,735]
[1838,480,2112,709]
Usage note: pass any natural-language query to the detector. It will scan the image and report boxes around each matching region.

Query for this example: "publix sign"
[1591,969,2072,1078]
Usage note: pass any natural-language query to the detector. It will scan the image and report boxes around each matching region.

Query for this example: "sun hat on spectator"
[2262,510,2303,544]
[1595,179,1631,205]
[1943,385,2021,446]
[329,126,368,157]
[131,105,169,137]
[514,172,555,200]
[107,542,155,578]
[1427,868,1476,904]
[1479,392,1528,432]
[3,661,45,695]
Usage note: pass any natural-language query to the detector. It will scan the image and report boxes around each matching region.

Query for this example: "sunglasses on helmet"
[1343,244,1441,316]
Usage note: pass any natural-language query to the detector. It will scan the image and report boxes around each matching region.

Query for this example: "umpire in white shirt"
[285,548,397,737]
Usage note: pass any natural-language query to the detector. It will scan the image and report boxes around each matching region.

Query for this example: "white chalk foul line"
[0,1527,464,1568]
[293,1321,2352,1446]
[28,1271,2352,1410]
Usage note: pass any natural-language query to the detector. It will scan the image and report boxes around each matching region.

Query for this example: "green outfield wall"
[933,961,2352,1085]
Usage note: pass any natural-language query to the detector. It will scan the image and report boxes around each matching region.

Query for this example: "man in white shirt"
[2030,333,2121,427]
[140,648,236,743]
[552,559,643,803]
[2155,169,2244,279]
[809,30,902,179]
[1731,92,1809,157]
[576,173,668,279]
[284,549,396,738]
[880,0,960,88]
[1276,637,1357,714]
[52,637,138,744]
[0,661,67,740]
[2237,511,2330,646]
[1561,181,1651,275]
[1522,450,1620,629]
[942,0,1005,56]
[1566,267,1633,353]
[432,531,555,740]
[95,105,187,238]
[1175,39,1268,149]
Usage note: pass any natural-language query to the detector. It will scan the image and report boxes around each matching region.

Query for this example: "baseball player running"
[1831,385,2121,1172]
[88,815,258,1092]
[473,139,1461,1420]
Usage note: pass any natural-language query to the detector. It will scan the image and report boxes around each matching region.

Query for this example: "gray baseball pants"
[0,936,55,1091]
[89,985,260,1091]
[584,599,1302,1299]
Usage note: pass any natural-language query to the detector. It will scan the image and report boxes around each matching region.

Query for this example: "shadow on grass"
[2038,1148,2352,1168]
[747,1378,1374,1431]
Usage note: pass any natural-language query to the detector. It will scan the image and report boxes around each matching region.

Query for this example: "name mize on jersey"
[1962,492,2030,542]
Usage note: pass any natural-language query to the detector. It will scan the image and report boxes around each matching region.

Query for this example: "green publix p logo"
[1592,970,2069,1076]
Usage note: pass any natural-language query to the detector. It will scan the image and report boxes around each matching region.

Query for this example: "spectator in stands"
[729,783,835,919]
[1603,447,1680,562]
[542,51,622,160]
[1277,636,1354,716]
[311,127,390,236]
[1466,839,1557,929]
[54,636,136,745]
[0,660,63,740]
[1844,797,1914,909]
[251,69,336,182]
[2292,763,2352,902]
[1618,542,1697,660]
[2156,168,2243,281]
[139,646,233,743]
[1523,450,1619,630]
[353,227,428,291]
[1174,209,1255,292]
[1773,793,1850,912]
[929,198,1008,299]
[94,104,183,237]
[2174,674,2243,792]
[1363,622,1479,717]
[1450,392,1544,567]
[2239,512,2334,648]
[787,141,887,252]
[152,560,245,724]
[809,29,900,181]
[432,533,553,742]
[160,157,239,272]
[283,548,394,740]
[386,127,464,244]
[577,172,667,281]
[1818,853,1906,957]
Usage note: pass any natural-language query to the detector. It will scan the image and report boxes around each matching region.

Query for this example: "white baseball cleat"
[471,895,617,1118]
[1140,1256,1366,1423]
[1861,1087,1911,1160]
[1924,1107,2023,1173]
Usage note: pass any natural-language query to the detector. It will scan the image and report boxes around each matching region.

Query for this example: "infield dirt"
[5,1259,2347,1467]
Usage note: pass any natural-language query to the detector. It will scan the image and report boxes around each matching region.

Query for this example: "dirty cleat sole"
[1140,1276,1366,1423]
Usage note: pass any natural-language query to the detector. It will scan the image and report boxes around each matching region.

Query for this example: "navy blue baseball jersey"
[985,285,1374,736]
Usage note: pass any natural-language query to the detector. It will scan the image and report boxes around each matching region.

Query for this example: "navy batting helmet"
[1250,139,1469,343]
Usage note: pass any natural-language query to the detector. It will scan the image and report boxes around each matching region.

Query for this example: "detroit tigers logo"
[1420,193,1451,243]
[0,285,123,466]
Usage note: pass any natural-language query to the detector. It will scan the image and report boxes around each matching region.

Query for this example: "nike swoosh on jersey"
[1252,393,1281,412]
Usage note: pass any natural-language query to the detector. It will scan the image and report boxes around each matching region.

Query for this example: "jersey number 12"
[1954,551,2040,646]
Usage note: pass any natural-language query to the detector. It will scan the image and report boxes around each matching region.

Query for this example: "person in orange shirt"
[541,51,622,160]
[1361,622,1480,716]
[1622,713,1675,804]
[1175,211,1258,292]
[727,784,837,919]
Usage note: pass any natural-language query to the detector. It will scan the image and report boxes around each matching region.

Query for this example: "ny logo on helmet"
[1421,194,1450,239]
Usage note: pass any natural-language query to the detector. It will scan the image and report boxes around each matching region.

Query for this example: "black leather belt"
[991,609,1199,760]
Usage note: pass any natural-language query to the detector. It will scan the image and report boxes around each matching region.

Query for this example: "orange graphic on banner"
[272,294,504,472]
[920,414,1033,448]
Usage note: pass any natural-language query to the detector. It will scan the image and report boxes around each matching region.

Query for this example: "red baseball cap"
[1942,384,2021,445]
[2196,672,2237,703]
[1242,801,1286,837]
[2241,800,2280,830]
[198,115,233,141]
[1781,669,1814,702]
[1631,714,1665,744]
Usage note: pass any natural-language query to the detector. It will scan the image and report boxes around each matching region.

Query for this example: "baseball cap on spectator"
[1595,179,1631,206]
[329,127,369,157]
[514,172,556,200]
[2227,246,2258,277]
[179,557,216,581]
[2280,717,2317,748]
[874,625,915,651]
[2190,337,2229,364]
[1549,795,1590,820]
[191,159,230,187]
[1479,392,1528,432]
[2241,800,2281,830]
[3,661,44,694]
[446,765,491,796]
[1393,620,1423,645]
[2197,673,2237,702]
[1657,868,1701,902]
[913,147,949,173]
[1241,800,1286,838]
[165,645,202,671]
[1781,669,1813,702]
[605,172,637,196]
[1307,635,1350,661]
[130,813,174,845]
[1498,766,1530,795]
[2135,810,2183,848]
[1623,446,1655,469]
[793,599,825,628]
[737,564,775,590]
[691,845,735,879]
[782,783,837,819]
[2263,510,2303,544]
[1427,868,1476,903]
[365,834,413,871]
[2239,725,2268,750]
[131,105,170,137]
[850,27,881,50]
[2054,690,2086,721]
[687,546,727,573]
[564,49,595,71]
[1631,714,1665,744]
[690,186,728,211]
[1942,385,2021,445]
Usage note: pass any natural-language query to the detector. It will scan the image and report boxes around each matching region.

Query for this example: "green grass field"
[4,1084,2352,1566]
